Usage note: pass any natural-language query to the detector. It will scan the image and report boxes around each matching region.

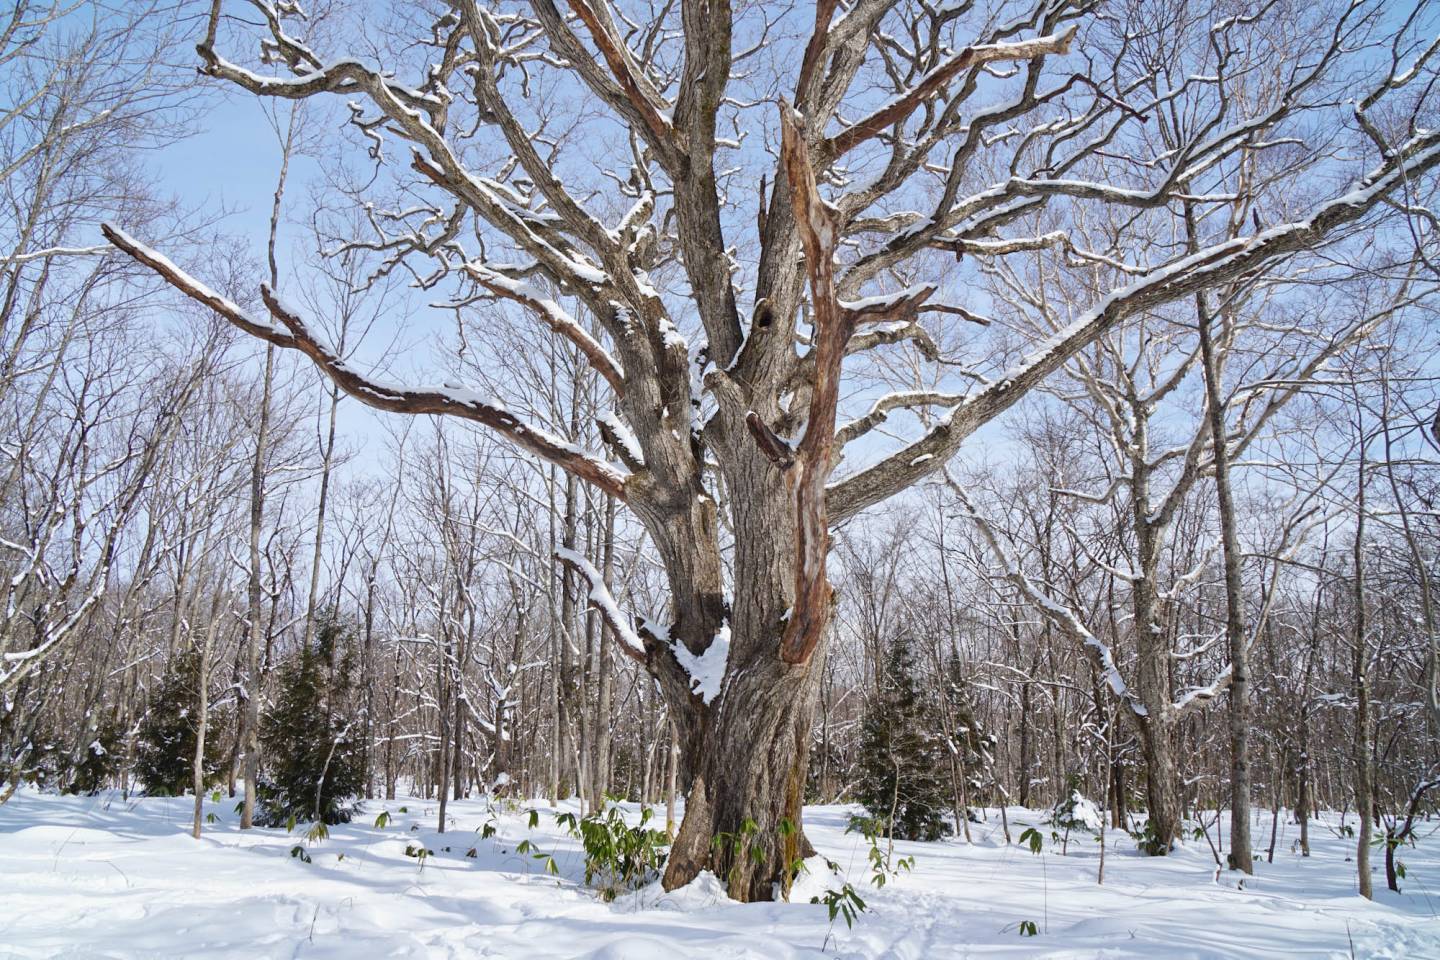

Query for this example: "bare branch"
[103,225,630,500]
[824,25,1077,160]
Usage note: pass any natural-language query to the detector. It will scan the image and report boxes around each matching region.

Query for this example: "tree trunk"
[1195,283,1252,874]
[665,720,679,836]
[592,496,617,808]
[1296,752,1311,858]
[493,596,526,796]
[1353,456,1374,900]
[546,466,562,805]
[240,343,274,830]
[1136,718,1182,852]
[1111,751,1127,830]
[1265,745,1280,864]
[436,580,453,830]
[1385,826,1400,892]
[301,384,340,652]
[1128,415,1183,855]
[1018,675,1032,809]
[191,584,223,840]
[1295,603,1321,858]
[663,651,822,901]
[361,569,378,800]
[240,102,297,829]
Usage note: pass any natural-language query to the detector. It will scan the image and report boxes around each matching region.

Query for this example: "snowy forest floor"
[2,790,1438,959]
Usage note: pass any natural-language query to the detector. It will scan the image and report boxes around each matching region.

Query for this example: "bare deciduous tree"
[106,0,1440,898]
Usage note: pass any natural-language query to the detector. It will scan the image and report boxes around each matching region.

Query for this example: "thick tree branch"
[772,100,909,666]
[563,0,677,151]
[745,411,795,469]
[827,128,1440,521]
[794,0,840,110]
[103,224,630,501]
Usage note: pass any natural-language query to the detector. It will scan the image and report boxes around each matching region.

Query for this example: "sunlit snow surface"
[2,790,1437,958]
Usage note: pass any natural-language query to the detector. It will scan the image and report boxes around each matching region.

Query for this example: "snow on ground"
[2,789,1437,959]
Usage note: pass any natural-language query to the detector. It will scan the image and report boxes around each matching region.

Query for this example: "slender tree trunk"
[1296,601,1322,857]
[1385,823,1400,892]
[1353,458,1374,900]
[1098,692,1116,885]
[557,378,584,803]
[361,569,377,799]
[1128,416,1184,854]
[452,653,467,804]
[665,720,679,837]
[592,496,617,808]
[226,645,242,798]
[240,343,275,830]
[437,624,452,832]
[1195,285,1252,874]
[1047,642,1065,808]
[640,700,655,804]
[546,464,563,804]
[240,103,297,829]
[300,385,340,651]
[577,509,595,812]
[493,598,525,796]
[1296,749,1311,858]
[1018,676,1032,809]
[191,581,223,840]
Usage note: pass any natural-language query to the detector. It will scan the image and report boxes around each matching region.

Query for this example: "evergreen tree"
[255,617,364,827]
[854,636,952,841]
[65,714,126,795]
[134,648,222,796]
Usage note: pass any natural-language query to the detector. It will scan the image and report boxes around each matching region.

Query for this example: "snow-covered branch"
[824,26,1077,159]
[943,471,1149,719]
[462,263,625,393]
[827,127,1440,522]
[553,548,655,662]
[102,225,630,500]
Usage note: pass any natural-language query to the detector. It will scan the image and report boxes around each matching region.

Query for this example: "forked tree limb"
[835,390,966,448]
[823,25,1077,159]
[772,100,937,666]
[563,0,676,151]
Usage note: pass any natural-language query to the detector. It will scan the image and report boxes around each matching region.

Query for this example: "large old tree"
[108,0,1439,899]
